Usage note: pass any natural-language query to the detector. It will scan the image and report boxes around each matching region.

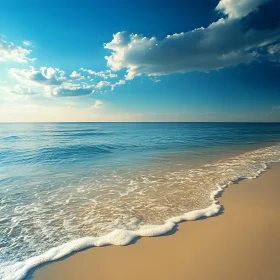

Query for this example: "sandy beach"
[30,164,280,280]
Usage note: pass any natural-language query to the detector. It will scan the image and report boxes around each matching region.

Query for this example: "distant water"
[1,122,280,279]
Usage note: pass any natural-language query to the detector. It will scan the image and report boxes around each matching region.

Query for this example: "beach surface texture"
[31,164,280,280]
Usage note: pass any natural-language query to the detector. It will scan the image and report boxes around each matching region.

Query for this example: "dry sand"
[31,164,280,280]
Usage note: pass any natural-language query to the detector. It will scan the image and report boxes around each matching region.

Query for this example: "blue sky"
[0,0,280,122]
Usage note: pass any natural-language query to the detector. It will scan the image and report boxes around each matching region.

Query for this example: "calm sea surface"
[0,122,280,279]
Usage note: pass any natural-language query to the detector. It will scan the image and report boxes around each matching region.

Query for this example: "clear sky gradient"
[0,0,280,122]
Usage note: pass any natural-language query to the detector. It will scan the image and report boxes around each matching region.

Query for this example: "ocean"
[1,122,280,279]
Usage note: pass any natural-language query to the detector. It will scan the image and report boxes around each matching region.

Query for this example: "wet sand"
[31,164,280,280]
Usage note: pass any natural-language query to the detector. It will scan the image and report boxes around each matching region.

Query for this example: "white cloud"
[0,37,33,63]
[8,66,95,97]
[104,1,280,80]
[267,43,280,62]
[7,63,126,99]
[9,66,66,85]
[215,0,270,19]
[95,79,125,91]
[268,43,280,54]
[150,77,161,83]
[90,100,103,109]
[111,79,125,90]
[69,71,85,80]
[23,40,31,46]
[80,68,117,79]
[96,80,112,89]
[53,83,95,97]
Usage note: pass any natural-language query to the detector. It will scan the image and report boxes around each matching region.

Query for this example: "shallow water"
[0,122,280,279]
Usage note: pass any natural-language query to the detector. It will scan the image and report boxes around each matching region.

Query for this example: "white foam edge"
[3,161,273,280]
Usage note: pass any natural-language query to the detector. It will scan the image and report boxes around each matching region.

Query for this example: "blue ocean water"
[0,122,280,279]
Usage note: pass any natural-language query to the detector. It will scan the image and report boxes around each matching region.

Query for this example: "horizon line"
[1,121,280,124]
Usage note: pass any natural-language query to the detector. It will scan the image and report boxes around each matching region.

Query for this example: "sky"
[0,0,280,122]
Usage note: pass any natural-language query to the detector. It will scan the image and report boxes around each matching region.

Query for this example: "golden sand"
[31,164,280,280]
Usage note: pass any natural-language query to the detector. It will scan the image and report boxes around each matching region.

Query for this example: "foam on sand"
[2,162,269,280]
[2,143,280,280]
[4,203,221,280]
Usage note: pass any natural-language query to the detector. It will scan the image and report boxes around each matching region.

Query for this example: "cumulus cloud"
[53,83,95,97]
[7,64,126,98]
[69,71,85,80]
[215,0,271,19]
[80,68,117,79]
[96,80,112,89]
[0,37,33,63]
[95,79,126,90]
[9,66,66,85]
[104,0,280,80]
[8,66,96,97]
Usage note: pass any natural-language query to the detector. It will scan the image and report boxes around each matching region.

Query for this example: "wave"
[0,144,117,165]
[1,136,20,141]
[42,131,114,137]
[38,144,115,159]
[1,159,273,280]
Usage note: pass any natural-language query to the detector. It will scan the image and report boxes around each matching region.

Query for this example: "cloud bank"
[9,67,66,85]
[80,68,117,79]
[7,65,126,98]
[104,0,280,80]
[53,84,95,97]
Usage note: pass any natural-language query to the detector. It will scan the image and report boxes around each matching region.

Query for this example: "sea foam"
[1,142,280,280]
[3,204,221,280]
[2,161,269,280]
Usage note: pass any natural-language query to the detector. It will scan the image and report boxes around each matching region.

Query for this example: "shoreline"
[28,163,280,280]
